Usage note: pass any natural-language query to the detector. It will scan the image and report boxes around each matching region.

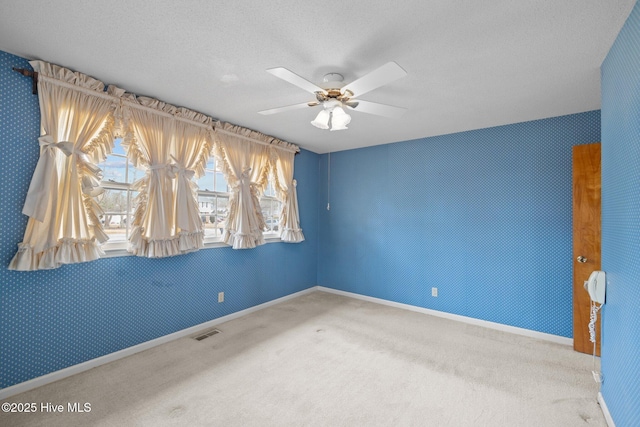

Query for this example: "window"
[96,138,139,247]
[97,139,282,253]
[261,179,281,234]
[197,158,230,240]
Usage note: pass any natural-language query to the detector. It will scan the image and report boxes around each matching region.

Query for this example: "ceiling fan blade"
[258,102,317,115]
[341,62,407,98]
[266,67,327,95]
[345,100,407,118]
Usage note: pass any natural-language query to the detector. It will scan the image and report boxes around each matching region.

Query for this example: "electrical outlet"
[431,287,438,297]
[218,292,224,303]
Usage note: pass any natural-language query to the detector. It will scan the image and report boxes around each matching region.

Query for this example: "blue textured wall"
[601,1,640,425]
[0,50,319,389]
[318,111,601,337]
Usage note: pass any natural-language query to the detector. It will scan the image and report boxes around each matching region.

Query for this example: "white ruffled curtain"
[213,124,270,249]
[124,104,175,257]
[9,61,117,271]
[123,99,213,257]
[172,114,215,252]
[271,148,304,243]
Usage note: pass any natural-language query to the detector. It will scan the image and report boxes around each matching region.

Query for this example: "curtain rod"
[12,67,38,94]
[214,127,299,154]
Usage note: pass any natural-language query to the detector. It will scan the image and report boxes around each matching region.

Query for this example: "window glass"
[96,188,134,241]
[197,159,229,193]
[264,180,276,197]
[96,139,138,242]
[100,153,129,184]
[199,195,228,238]
[197,162,214,191]
[110,138,127,155]
[215,172,228,192]
[261,198,280,232]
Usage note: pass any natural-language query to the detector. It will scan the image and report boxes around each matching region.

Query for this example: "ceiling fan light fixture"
[330,105,351,131]
[311,109,331,129]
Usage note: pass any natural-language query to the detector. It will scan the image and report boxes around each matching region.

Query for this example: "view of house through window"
[261,181,280,233]
[96,139,139,243]
[97,139,281,248]
[197,159,230,238]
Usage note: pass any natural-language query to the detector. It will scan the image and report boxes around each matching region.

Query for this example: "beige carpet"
[0,291,605,426]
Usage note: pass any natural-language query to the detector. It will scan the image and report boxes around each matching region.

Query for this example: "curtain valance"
[9,61,303,270]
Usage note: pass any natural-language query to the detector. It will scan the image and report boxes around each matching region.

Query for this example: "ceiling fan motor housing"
[323,72,344,83]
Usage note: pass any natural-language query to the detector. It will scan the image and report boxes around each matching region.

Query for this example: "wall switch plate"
[218,292,224,303]
[431,287,438,297]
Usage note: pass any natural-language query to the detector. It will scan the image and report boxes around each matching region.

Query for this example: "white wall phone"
[585,270,606,304]
[584,270,606,383]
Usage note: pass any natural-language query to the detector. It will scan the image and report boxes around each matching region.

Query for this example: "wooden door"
[572,143,601,355]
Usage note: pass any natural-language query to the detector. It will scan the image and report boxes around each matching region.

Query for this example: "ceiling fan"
[258,62,408,131]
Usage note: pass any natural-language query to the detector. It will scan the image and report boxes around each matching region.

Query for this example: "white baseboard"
[0,287,316,400]
[316,286,573,346]
[598,392,616,427]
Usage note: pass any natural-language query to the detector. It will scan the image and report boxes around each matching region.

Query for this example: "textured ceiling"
[0,1,634,153]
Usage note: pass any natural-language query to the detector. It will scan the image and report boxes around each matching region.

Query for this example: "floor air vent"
[193,328,221,341]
